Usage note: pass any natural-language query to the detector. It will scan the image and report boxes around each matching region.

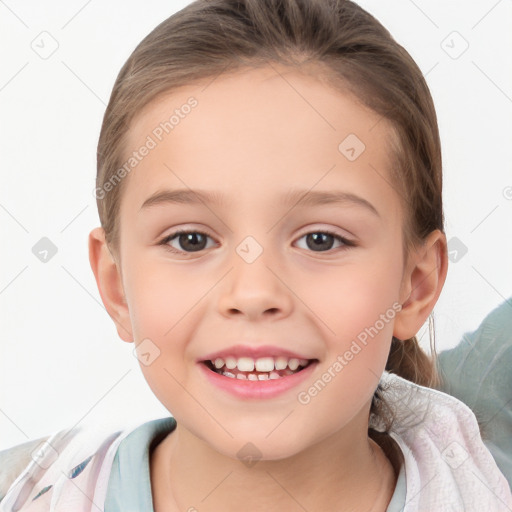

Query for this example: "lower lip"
[198,361,318,399]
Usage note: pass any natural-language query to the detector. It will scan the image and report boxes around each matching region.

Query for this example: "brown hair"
[95,0,444,463]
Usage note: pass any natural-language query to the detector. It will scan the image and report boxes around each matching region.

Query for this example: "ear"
[88,227,134,343]
[393,229,448,340]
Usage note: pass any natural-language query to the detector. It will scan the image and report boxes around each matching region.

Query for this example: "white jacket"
[1,371,511,511]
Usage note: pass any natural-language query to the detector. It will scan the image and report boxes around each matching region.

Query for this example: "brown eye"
[160,230,215,253]
[295,230,354,253]
[306,232,336,251]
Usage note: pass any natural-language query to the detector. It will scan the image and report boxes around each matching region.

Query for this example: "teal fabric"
[384,463,406,511]
[437,297,512,491]
[104,298,512,510]
[104,416,177,512]
[104,417,407,511]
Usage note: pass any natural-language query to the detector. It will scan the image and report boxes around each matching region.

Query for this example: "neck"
[151,417,397,512]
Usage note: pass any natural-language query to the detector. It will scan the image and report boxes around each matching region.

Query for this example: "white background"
[1,0,511,450]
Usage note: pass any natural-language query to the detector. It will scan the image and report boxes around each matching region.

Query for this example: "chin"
[210,430,311,465]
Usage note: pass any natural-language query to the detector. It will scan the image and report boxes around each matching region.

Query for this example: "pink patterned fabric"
[1,371,511,511]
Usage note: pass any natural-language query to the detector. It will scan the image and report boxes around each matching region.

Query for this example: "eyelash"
[157,228,356,255]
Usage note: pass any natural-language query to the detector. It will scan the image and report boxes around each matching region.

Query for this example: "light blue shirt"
[104,416,176,511]
[104,416,407,511]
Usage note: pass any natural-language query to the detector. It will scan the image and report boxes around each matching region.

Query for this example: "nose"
[217,242,294,322]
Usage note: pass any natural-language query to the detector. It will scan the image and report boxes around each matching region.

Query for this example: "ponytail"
[386,334,440,389]
[369,316,440,471]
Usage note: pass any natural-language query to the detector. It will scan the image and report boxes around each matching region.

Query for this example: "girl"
[1,0,511,510]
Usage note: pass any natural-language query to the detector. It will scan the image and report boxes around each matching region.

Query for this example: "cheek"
[124,263,196,394]
[128,276,195,419]
[295,262,401,434]
[296,255,402,415]
[125,259,195,338]
[304,255,403,343]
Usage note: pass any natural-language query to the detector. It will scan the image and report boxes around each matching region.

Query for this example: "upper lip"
[199,344,316,362]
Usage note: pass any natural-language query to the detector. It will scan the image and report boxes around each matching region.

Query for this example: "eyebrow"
[139,188,380,217]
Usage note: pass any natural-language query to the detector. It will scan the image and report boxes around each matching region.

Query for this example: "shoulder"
[0,436,51,503]
[437,297,512,397]
[437,298,512,490]
[371,371,512,510]
[0,421,139,510]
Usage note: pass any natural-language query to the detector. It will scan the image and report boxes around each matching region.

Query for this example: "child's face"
[114,64,411,459]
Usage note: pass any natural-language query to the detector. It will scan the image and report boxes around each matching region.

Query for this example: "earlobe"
[393,230,448,340]
[88,227,134,343]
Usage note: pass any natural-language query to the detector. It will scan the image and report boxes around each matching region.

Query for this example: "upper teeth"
[212,356,309,372]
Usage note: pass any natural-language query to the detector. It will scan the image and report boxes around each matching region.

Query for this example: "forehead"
[120,64,399,218]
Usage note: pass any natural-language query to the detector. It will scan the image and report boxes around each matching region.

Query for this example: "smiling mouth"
[203,356,316,381]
